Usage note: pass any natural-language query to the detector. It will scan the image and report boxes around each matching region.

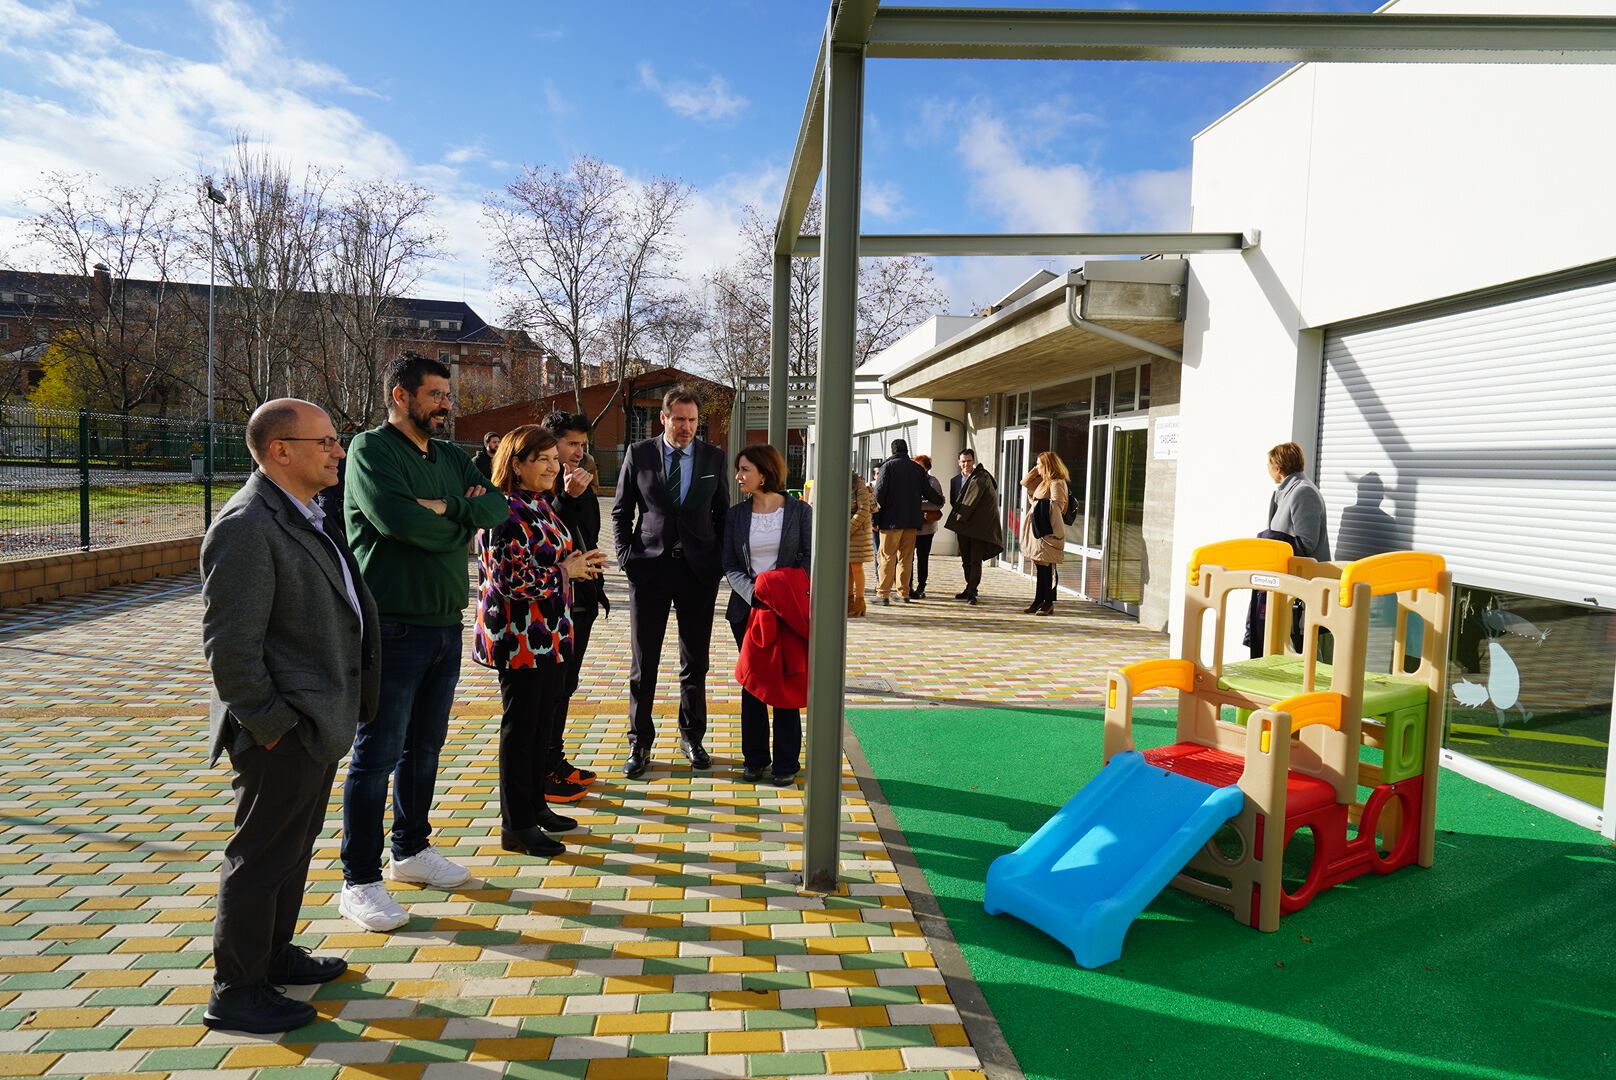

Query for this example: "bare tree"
[601,176,691,391]
[483,157,623,415]
[312,178,441,429]
[638,290,708,374]
[202,137,332,416]
[20,173,196,413]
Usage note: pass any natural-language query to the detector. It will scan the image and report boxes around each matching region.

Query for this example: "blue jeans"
[341,621,462,885]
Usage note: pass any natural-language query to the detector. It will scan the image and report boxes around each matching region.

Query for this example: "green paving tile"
[0,973,78,990]
[847,985,922,1006]
[139,1046,231,1069]
[505,1059,589,1080]
[87,987,170,1006]
[629,1032,707,1056]
[281,1017,367,1043]
[741,972,812,990]
[255,1068,340,1080]
[389,1038,475,1063]
[748,1051,826,1075]
[519,1015,596,1036]
[415,997,493,1018]
[636,992,710,1013]
[857,1025,936,1049]
[36,1027,129,1051]
[742,1009,818,1031]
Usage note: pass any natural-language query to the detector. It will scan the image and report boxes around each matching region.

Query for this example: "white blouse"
[749,507,785,577]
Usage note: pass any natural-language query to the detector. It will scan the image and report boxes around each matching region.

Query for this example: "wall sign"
[1153,416,1181,460]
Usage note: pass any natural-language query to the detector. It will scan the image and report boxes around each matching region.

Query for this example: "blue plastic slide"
[985,750,1246,968]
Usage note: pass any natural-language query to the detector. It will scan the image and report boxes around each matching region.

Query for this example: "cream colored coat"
[1020,474,1068,566]
[849,482,876,564]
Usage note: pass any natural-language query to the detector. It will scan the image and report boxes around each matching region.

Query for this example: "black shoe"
[954,591,971,601]
[901,595,913,604]
[203,985,316,1034]
[1024,600,1044,614]
[1036,603,1055,616]
[266,944,347,986]
[680,738,712,770]
[880,596,892,606]
[771,770,800,787]
[624,751,649,780]
[966,596,979,606]
[502,827,565,857]
[741,764,766,782]
[534,809,578,833]
[912,587,926,599]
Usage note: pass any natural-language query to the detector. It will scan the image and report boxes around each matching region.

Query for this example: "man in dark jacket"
[201,399,379,1034]
[611,385,729,778]
[544,410,607,799]
[873,439,941,606]
[471,431,500,481]
[946,448,1005,605]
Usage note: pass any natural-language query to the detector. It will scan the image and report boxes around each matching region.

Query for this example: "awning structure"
[887,261,1187,399]
[772,0,1616,895]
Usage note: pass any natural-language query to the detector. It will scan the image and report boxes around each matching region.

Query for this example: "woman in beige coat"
[1020,451,1069,615]
[848,471,876,617]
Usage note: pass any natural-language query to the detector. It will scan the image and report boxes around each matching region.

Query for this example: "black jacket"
[721,496,812,633]
[874,454,941,531]
[472,449,495,481]
[555,483,609,615]
[611,436,729,583]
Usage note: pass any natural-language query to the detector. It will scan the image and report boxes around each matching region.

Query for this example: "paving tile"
[0,524,1162,1080]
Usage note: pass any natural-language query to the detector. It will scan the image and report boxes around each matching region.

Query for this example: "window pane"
[1094,373,1112,418]
[1138,363,1152,410]
[1087,424,1109,548]
[1114,366,1137,413]
[1443,586,1613,808]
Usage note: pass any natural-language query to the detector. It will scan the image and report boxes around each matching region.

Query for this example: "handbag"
[922,507,943,524]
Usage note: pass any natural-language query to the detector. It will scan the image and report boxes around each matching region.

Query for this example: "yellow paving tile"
[815,1006,892,1028]
[707,990,779,1010]
[489,995,566,1016]
[0,1054,59,1077]
[586,1057,668,1080]
[708,955,776,973]
[361,1017,447,1041]
[222,1044,312,1068]
[934,1024,971,1046]
[335,1065,425,1080]
[826,1049,907,1073]
[603,975,676,994]
[918,983,955,1004]
[21,1008,110,1029]
[120,1026,208,1048]
[594,1013,669,1035]
[809,969,880,988]
[708,1030,782,1054]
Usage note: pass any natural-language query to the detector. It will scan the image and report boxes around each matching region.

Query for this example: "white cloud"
[637,62,748,123]
[862,179,906,223]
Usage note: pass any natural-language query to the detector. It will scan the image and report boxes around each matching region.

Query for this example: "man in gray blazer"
[200,398,379,1034]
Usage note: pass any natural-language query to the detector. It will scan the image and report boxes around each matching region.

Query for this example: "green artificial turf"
[847,705,1616,1080]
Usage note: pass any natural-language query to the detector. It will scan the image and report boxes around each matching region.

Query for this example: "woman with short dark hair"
[722,444,812,784]
[474,425,607,857]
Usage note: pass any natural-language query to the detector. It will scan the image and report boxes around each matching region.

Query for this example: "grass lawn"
[0,482,242,527]
[848,705,1616,1080]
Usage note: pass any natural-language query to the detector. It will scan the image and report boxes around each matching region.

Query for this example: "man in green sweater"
[338,352,510,932]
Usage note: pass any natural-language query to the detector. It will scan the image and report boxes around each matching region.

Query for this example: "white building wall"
[1170,0,1616,653]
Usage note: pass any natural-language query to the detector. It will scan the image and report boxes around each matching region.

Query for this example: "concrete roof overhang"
[886,259,1188,400]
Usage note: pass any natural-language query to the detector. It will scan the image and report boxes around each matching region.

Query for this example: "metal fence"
[0,405,251,560]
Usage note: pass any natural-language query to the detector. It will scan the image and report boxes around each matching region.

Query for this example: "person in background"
[1246,441,1332,656]
[473,424,606,857]
[1021,450,1070,615]
[945,449,1003,605]
[338,352,510,932]
[543,412,607,801]
[873,438,941,606]
[472,431,500,482]
[848,470,875,617]
[722,445,812,784]
[910,453,945,600]
[200,399,377,1034]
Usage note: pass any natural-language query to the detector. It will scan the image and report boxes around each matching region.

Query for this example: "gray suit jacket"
[722,496,812,632]
[201,471,380,765]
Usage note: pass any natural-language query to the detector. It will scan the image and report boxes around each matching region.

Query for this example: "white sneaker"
[339,881,409,932]
[387,845,470,888]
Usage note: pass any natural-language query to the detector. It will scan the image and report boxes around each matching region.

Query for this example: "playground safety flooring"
[0,532,1166,1080]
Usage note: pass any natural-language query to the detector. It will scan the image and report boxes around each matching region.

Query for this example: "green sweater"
[344,423,512,625]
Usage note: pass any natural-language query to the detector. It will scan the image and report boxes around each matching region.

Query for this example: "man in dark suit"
[611,385,729,778]
[946,447,1004,605]
[200,399,379,1034]
[873,438,941,606]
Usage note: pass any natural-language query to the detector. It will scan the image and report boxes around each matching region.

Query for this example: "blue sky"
[0,0,1381,313]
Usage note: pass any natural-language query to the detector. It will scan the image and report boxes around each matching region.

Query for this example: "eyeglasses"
[422,390,453,403]
[278,436,343,452]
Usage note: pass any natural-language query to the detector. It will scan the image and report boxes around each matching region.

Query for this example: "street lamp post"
[205,180,227,522]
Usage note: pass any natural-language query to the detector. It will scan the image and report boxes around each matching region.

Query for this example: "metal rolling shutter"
[1316,267,1616,608]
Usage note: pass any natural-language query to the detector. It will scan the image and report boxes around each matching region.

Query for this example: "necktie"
[665,447,684,505]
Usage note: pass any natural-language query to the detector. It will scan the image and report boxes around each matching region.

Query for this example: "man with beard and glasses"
[338,352,510,931]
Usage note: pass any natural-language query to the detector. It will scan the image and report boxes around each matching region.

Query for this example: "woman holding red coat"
[721,444,812,786]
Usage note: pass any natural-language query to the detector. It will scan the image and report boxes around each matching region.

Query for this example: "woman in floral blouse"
[474,425,605,858]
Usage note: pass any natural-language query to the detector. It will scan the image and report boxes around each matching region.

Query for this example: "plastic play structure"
[985,538,1453,968]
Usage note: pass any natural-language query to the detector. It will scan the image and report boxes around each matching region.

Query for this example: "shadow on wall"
[1334,471,1413,559]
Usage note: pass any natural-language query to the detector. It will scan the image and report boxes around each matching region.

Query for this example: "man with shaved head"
[200,398,379,1034]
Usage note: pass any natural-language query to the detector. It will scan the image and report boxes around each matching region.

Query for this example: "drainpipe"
[1065,271,1183,364]
[880,383,962,427]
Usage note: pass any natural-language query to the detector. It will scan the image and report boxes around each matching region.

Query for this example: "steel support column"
[801,39,863,893]
[792,230,1252,258]
[769,253,790,448]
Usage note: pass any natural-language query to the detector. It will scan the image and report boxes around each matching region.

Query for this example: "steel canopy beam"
[792,231,1253,258]
[866,8,1616,63]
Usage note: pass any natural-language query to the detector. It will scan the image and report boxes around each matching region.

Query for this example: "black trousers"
[214,736,337,993]
[1035,562,1058,606]
[958,537,985,597]
[915,533,935,590]
[628,557,719,751]
[497,664,565,830]
[730,618,802,776]
[549,602,597,766]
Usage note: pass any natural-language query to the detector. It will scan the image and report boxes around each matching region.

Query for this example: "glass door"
[1000,432,1026,569]
[1102,420,1148,615]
